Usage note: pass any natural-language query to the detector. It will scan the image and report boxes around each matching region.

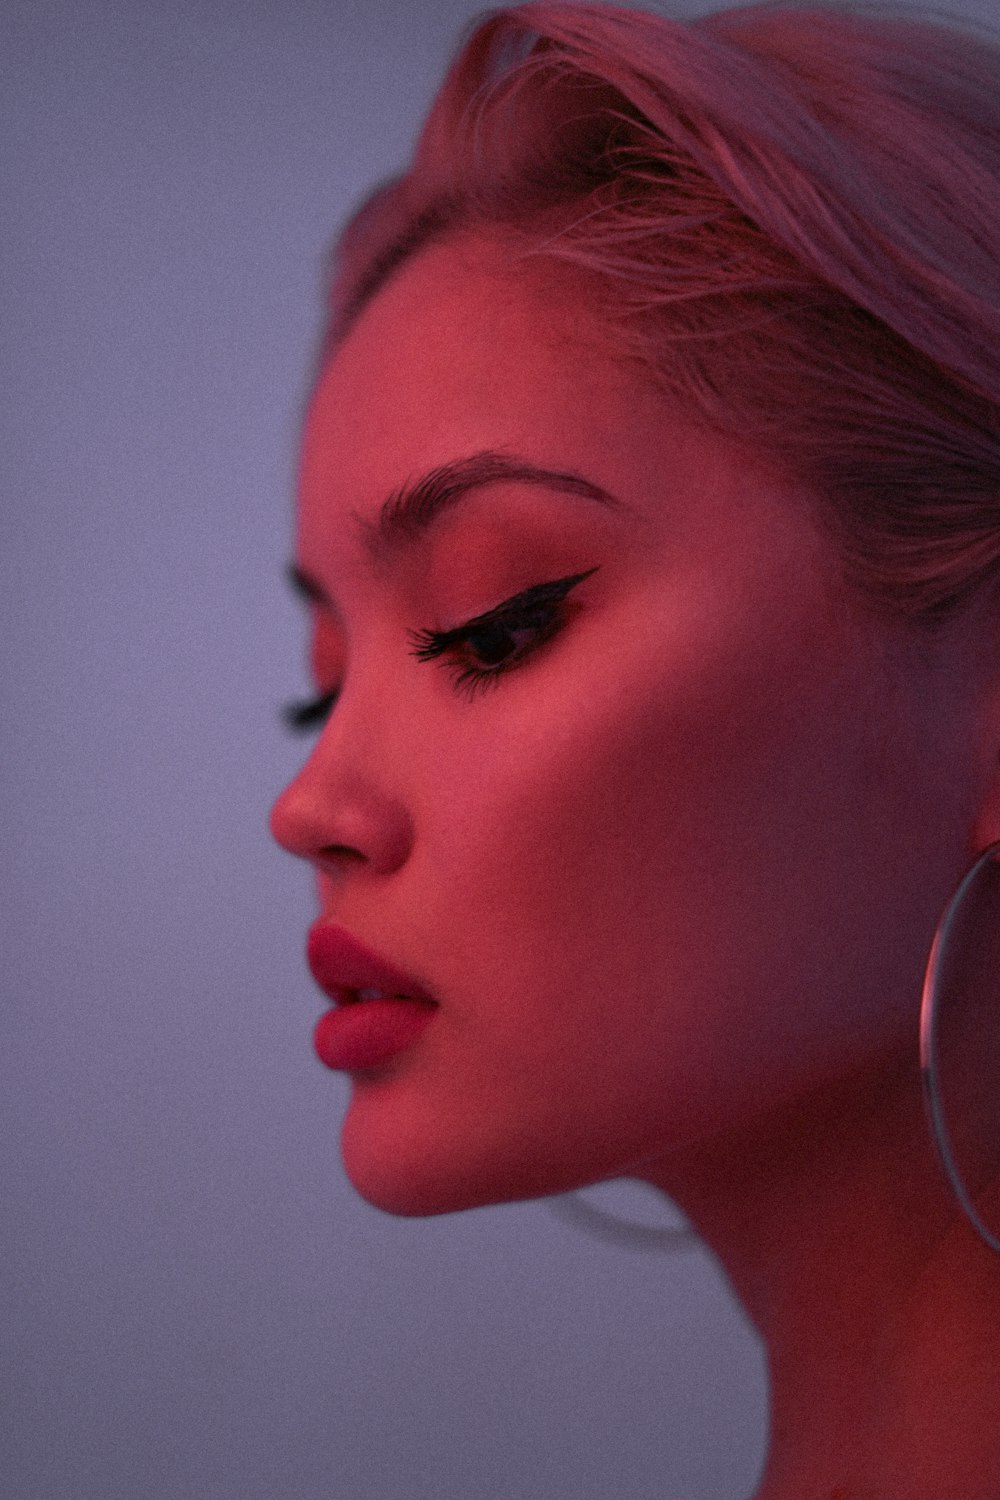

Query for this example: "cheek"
[435,620,811,936]
[337,610,965,1214]
[424,615,932,1138]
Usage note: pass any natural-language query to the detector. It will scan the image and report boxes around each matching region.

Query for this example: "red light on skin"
[305,924,439,1070]
[313,997,436,1071]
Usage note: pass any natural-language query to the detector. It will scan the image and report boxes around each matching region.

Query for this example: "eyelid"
[407,568,600,658]
[280,567,599,731]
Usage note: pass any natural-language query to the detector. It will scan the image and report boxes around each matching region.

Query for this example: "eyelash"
[281,567,599,734]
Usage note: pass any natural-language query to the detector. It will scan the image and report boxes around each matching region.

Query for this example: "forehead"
[300,234,702,557]
[332,228,622,386]
[295,228,834,625]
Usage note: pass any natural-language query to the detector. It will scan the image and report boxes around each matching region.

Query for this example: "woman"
[269,2,1000,1494]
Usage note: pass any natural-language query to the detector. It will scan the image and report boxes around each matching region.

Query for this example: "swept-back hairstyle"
[324,0,1000,622]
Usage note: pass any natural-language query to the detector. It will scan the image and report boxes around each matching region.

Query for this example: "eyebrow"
[286,449,622,605]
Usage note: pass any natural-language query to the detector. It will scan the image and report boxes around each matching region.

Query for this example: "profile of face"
[270,232,993,1219]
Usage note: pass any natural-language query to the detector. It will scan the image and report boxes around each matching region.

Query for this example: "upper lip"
[306,922,438,1007]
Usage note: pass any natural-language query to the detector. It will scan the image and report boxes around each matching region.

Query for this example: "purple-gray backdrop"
[4,0,991,1495]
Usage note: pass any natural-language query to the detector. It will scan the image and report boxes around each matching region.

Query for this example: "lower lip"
[313,998,437,1071]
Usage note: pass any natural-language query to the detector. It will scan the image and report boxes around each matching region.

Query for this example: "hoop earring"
[549,1185,698,1252]
[919,839,1000,1255]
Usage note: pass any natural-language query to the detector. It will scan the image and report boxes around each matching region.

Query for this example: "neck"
[637,1047,1000,1499]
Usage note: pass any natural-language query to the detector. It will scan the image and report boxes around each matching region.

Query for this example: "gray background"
[3,1,994,1496]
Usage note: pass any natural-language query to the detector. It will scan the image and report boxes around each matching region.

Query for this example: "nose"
[269,730,414,878]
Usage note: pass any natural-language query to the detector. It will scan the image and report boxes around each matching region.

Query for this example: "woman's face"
[271,233,991,1216]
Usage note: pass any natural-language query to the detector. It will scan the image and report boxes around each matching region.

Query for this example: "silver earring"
[919,840,1000,1255]
[549,1182,698,1251]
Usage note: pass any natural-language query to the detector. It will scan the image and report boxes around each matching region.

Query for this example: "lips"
[306,923,437,1007]
[306,924,439,1071]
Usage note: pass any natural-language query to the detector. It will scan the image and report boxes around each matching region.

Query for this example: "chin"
[338,1086,607,1218]
[341,1143,535,1218]
[341,1127,562,1218]
[344,1163,492,1218]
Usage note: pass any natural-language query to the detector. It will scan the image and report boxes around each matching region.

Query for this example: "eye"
[406,568,599,702]
[279,567,598,730]
[281,687,337,733]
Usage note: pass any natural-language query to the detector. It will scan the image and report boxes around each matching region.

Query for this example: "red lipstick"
[306,923,438,1071]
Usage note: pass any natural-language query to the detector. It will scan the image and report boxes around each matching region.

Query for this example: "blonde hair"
[325,1,1000,622]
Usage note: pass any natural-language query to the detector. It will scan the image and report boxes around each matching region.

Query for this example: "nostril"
[316,846,364,870]
[267,771,413,876]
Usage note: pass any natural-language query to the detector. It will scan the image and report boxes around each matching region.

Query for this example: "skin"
[270,232,1000,1498]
